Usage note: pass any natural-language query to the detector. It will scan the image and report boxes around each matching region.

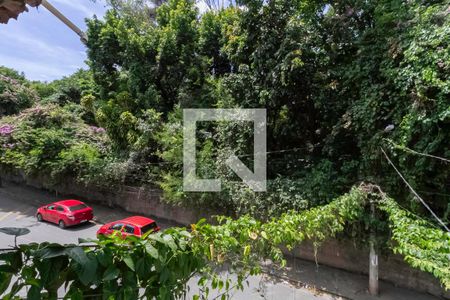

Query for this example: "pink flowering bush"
[0,103,113,185]
[89,126,106,134]
[0,74,38,116]
[0,124,13,136]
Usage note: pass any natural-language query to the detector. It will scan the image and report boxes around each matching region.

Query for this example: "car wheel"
[37,213,43,222]
[59,220,66,229]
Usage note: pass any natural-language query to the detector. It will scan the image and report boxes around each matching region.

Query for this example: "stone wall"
[2,169,449,298]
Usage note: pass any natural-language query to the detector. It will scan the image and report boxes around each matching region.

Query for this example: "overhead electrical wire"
[380,147,450,233]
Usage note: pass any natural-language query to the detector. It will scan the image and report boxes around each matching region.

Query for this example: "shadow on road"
[35,220,98,232]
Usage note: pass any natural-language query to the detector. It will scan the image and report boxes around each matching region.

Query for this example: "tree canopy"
[82,0,450,218]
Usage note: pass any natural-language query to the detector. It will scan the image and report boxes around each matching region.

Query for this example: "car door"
[44,205,56,223]
[107,223,124,236]
[122,224,136,238]
[55,205,65,223]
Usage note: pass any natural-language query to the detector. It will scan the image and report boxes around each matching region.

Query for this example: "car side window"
[47,205,55,210]
[141,222,158,234]
[110,223,123,231]
[124,225,135,234]
[56,206,64,212]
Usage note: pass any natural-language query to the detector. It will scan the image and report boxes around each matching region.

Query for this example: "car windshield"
[141,222,158,234]
[68,204,88,212]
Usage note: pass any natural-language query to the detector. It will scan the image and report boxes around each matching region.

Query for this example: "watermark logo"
[183,109,267,192]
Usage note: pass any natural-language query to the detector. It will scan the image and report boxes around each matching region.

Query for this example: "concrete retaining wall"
[2,169,449,298]
[289,239,450,299]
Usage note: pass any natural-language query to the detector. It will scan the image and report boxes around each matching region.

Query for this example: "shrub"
[0,75,38,116]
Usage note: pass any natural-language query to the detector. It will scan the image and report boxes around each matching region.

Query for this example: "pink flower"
[0,125,14,136]
[89,126,106,134]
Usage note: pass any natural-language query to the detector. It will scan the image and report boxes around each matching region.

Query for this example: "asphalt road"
[0,181,175,248]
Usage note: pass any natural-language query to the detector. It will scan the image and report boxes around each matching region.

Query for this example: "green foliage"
[148,0,450,216]
[2,0,449,218]
[2,1,450,294]
[30,81,57,100]
[43,69,97,105]
[320,0,450,211]
[86,0,334,211]
[0,66,26,83]
[0,104,113,186]
[0,229,203,299]
[0,74,38,117]
[378,193,450,290]
[53,142,102,177]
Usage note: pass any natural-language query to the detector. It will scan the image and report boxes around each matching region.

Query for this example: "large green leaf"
[123,255,135,271]
[103,265,120,281]
[145,243,159,259]
[75,252,98,286]
[0,273,12,296]
[0,227,30,237]
[67,247,89,265]
[27,285,42,300]
[0,250,23,272]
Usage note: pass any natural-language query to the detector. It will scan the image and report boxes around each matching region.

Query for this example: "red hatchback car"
[36,200,94,229]
[97,216,160,238]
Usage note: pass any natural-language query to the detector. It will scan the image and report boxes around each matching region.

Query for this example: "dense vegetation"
[86,0,450,219]
[0,0,449,296]
[2,0,449,219]
[0,67,38,117]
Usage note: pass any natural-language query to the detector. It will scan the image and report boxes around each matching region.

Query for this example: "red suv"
[36,200,94,229]
[97,216,160,238]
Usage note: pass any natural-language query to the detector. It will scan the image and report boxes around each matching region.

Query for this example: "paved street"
[0,181,175,248]
[0,182,442,300]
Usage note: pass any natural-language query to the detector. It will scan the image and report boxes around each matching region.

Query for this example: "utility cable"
[384,139,450,164]
[380,147,450,233]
